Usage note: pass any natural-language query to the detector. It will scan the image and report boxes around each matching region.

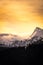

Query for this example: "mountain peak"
[35,27,43,31]
[36,27,41,29]
[30,27,43,38]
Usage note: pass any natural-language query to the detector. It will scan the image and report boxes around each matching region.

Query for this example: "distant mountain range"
[0,27,43,47]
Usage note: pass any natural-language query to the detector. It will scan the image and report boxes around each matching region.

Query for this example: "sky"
[0,0,43,37]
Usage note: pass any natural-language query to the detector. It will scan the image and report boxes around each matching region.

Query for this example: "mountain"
[29,27,43,43]
[0,27,43,47]
[30,27,43,38]
[0,34,23,47]
[0,27,43,65]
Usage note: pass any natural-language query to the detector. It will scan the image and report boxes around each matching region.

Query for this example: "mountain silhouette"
[0,27,43,65]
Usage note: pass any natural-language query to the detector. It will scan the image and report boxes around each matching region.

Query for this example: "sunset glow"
[0,0,43,37]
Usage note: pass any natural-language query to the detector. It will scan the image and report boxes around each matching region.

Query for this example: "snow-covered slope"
[0,27,43,47]
[0,34,23,46]
[30,27,43,38]
[29,27,43,43]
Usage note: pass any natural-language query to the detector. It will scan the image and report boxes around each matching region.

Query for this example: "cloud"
[37,2,43,16]
[0,0,43,21]
[27,0,43,16]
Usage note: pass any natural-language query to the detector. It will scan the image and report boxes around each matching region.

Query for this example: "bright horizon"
[0,0,43,37]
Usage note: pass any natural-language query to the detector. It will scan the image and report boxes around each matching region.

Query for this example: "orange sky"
[0,0,43,36]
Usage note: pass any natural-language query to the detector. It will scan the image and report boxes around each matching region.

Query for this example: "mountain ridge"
[0,27,43,47]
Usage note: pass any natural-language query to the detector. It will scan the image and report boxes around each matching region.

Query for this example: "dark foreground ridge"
[0,40,43,65]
